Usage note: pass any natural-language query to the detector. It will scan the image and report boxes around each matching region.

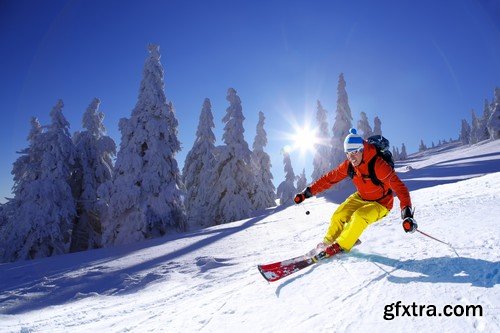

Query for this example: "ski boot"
[316,243,342,260]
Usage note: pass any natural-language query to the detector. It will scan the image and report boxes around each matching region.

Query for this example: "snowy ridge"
[1,141,499,332]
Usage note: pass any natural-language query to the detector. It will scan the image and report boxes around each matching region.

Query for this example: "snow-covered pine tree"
[357,112,373,138]
[296,168,307,192]
[400,143,408,160]
[373,116,382,136]
[99,44,186,246]
[0,201,10,232]
[312,100,331,180]
[11,117,43,198]
[460,119,471,144]
[2,100,77,261]
[470,109,481,144]
[210,88,255,224]
[487,87,500,140]
[330,73,353,169]
[182,98,217,228]
[250,111,276,210]
[480,99,492,141]
[277,150,296,206]
[419,139,427,152]
[392,146,400,161]
[71,98,116,251]
[0,117,43,261]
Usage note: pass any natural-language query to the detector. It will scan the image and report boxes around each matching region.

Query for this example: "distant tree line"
[417,87,500,152]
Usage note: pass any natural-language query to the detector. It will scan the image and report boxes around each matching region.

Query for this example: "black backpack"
[347,135,394,186]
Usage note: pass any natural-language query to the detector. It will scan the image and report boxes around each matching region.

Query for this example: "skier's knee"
[351,211,369,226]
[332,210,350,225]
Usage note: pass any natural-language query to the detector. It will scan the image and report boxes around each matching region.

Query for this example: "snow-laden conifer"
[2,100,77,261]
[183,98,217,228]
[400,143,408,160]
[373,116,382,136]
[419,139,427,152]
[392,146,400,161]
[330,73,353,168]
[1,117,43,261]
[460,119,471,144]
[357,112,373,138]
[312,101,331,180]
[250,111,276,210]
[277,150,297,206]
[99,44,186,246]
[470,110,481,144]
[0,201,11,231]
[210,88,255,224]
[296,169,307,192]
[11,117,43,198]
[71,98,116,251]
[487,87,500,140]
[480,99,492,141]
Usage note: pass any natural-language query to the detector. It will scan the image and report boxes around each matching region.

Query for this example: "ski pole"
[296,200,311,215]
[299,203,310,215]
[416,228,460,257]
[294,196,311,215]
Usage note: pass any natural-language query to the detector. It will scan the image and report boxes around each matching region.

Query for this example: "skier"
[294,128,415,257]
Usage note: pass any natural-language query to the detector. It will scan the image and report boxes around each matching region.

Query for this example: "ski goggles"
[345,147,364,156]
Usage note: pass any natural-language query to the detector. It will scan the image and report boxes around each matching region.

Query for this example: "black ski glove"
[294,187,313,204]
[401,206,417,233]
[401,206,413,220]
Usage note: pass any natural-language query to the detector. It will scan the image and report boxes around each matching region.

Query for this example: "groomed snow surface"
[1,140,499,332]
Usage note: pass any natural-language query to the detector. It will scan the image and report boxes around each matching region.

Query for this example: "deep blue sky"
[1,0,499,202]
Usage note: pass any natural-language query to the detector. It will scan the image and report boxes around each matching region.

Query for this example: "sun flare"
[291,125,319,155]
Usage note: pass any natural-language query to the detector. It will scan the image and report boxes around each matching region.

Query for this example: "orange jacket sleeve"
[309,160,350,196]
[374,158,412,209]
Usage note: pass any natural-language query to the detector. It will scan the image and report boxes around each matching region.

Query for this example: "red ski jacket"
[310,141,412,210]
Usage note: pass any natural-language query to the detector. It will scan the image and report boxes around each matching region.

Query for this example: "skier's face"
[346,149,363,167]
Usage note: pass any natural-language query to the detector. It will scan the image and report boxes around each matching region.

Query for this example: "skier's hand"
[402,218,417,233]
[401,206,416,233]
[294,193,305,204]
[294,187,313,204]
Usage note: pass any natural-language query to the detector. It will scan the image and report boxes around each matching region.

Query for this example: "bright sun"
[291,125,319,155]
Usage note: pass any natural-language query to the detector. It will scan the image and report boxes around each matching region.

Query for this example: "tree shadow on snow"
[0,213,270,315]
[350,251,500,288]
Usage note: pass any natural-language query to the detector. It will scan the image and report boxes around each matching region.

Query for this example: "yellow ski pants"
[324,192,389,251]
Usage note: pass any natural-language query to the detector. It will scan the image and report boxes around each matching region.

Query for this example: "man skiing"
[294,128,415,258]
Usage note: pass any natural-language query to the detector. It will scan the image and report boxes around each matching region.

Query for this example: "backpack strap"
[347,158,380,184]
[368,156,393,200]
[367,156,382,186]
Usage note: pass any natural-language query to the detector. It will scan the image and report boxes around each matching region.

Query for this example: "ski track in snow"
[1,140,499,332]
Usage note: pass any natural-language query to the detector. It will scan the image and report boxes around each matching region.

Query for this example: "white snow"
[1,140,499,332]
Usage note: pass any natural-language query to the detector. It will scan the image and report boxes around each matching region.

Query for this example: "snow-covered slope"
[1,141,499,332]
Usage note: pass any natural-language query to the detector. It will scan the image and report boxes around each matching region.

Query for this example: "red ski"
[258,254,318,282]
[257,241,360,282]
